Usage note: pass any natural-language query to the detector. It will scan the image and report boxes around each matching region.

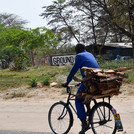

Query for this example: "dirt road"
[0,85,134,134]
[0,100,81,134]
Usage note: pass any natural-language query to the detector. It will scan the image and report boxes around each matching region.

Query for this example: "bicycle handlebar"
[66,83,81,93]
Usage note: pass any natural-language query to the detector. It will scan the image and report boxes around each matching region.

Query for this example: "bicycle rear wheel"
[90,102,116,134]
[48,101,73,134]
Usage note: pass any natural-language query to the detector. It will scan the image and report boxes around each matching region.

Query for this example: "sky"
[0,0,53,29]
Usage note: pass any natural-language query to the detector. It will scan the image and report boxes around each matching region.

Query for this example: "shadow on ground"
[0,130,52,134]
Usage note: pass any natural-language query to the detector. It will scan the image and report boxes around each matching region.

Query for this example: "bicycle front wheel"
[48,101,73,134]
[90,102,116,134]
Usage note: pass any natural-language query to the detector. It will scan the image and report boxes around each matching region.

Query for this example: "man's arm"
[62,55,81,87]
[66,55,81,83]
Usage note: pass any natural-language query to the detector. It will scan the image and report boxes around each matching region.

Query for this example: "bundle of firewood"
[75,66,134,103]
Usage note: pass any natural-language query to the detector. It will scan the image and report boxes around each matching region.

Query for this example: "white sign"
[52,55,75,65]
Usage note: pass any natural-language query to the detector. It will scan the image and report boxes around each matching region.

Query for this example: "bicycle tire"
[89,102,116,134]
[48,101,73,134]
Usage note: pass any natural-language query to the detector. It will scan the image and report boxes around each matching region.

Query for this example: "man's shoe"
[79,124,90,134]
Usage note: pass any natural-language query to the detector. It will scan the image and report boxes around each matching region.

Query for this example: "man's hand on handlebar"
[62,81,69,87]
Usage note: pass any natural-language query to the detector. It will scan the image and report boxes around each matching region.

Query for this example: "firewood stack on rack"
[74,66,134,103]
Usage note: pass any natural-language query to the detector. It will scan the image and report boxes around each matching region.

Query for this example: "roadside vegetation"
[0,60,133,92]
[1,1,134,99]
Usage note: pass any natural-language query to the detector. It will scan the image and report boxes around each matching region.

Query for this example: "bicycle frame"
[65,85,112,117]
[65,85,77,115]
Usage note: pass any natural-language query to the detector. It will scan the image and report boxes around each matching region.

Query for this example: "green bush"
[125,69,134,83]
[42,75,51,86]
[98,59,134,69]
[28,78,38,88]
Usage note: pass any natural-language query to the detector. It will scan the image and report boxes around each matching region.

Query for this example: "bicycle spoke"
[90,102,116,134]
[48,102,73,134]
[103,124,114,129]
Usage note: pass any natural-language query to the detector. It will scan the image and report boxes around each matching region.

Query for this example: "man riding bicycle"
[63,43,99,134]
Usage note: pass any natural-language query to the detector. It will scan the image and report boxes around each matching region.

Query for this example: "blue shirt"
[67,50,99,83]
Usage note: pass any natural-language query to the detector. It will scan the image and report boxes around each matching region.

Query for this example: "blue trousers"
[75,83,87,119]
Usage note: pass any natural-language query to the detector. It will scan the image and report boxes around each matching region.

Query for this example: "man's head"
[75,43,85,54]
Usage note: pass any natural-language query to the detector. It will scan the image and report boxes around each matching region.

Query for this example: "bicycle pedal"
[79,126,90,134]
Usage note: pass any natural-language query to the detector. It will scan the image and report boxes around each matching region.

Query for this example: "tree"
[90,0,134,57]
[0,26,61,69]
[0,26,30,70]
[69,0,110,54]
[41,0,134,57]
[40,27,61,65]
[41,0,109,54]
[0,13,28,28]
[23,27,61,66]
[0,13,29,69]
[41,0,80,44]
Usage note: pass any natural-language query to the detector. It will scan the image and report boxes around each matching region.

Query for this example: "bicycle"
[48,83,123,134]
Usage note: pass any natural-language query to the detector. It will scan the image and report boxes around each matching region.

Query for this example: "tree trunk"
[132,21,134,59]
[59,10,79,43]
[31,50,35,66]
[97,29,108,56]
[132,40,134,59]
[97,46,103,56]
[49,54,52,66]
[89,2,97,54]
